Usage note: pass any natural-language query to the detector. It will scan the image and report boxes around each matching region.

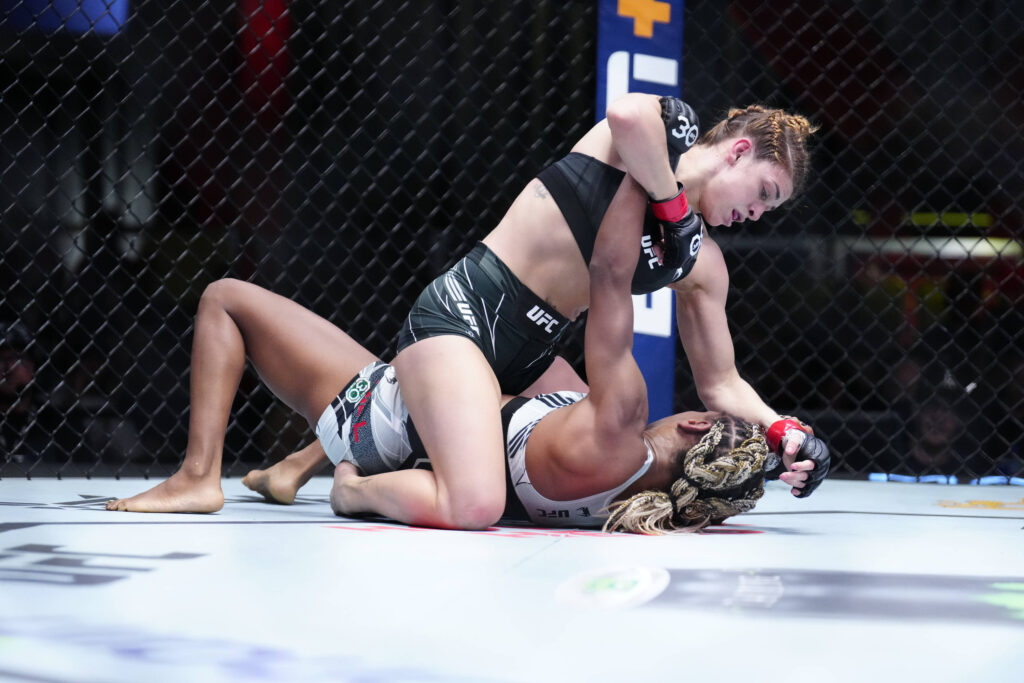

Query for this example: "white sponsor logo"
[345,377,371,403]
[689,231,702,257]
[526,305,560,333]
[633,290,673,337]
[456,301,480,336]
[605,51,678,112]
[641,233,659,269]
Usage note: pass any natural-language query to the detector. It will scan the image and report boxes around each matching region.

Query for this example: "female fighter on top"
[108,95,829,524]
[335,175,779,532]
[109,174,804,531]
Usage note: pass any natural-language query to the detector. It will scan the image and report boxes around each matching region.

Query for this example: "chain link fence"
[2,1,1022,482]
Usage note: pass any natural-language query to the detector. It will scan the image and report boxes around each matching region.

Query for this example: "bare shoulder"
[569,120,622,168]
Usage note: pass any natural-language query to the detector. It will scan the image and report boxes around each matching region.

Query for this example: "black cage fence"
[1,1,1022,482]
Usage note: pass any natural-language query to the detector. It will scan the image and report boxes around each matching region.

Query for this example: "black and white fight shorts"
[315,361,427,475]
[395,242,570,395]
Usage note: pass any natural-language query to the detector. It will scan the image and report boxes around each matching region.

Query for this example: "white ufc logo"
[457,302,479,335]
[526,305,559,333]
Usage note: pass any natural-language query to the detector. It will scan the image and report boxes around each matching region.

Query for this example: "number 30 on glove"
[764,417,831,498]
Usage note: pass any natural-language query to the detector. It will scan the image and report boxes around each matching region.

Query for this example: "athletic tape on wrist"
[651,185,688,223]
[765,418,805,453]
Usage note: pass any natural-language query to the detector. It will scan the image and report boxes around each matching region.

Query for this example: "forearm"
[698,372,780,430]
[606,94,679,199]
[590,176,647,276]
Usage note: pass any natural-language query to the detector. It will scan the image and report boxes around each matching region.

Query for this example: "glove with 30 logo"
[659,97,700,156]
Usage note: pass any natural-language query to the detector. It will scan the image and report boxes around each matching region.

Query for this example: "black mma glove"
[650,184,703,270]
[765,417,831,498]
[659,97,700,156]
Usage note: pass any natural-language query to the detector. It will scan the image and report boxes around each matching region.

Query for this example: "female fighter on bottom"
[106,177,815,532]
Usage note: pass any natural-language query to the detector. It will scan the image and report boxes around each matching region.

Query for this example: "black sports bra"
[536,153,699,294]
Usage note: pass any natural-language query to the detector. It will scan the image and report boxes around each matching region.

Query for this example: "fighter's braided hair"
[699,105,819,198]
[602,415,768,535]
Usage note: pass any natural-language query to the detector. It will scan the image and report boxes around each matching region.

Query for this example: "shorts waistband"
[466,242,570,343]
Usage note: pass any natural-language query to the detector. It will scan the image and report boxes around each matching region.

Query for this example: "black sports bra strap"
[536,162,596,264]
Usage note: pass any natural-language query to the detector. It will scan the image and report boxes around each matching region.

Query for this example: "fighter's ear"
[677,418,712,434]
[728,137,752,164]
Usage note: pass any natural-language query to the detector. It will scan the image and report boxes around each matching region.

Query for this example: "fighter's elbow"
[588,257,631,289]
[606,94,650,138]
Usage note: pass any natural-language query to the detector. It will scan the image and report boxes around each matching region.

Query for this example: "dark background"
[2,1,1022,482]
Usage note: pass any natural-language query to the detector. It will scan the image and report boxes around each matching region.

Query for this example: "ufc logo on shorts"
[444,272,479,336]
[526,305,560,333]
[457,302,480,336]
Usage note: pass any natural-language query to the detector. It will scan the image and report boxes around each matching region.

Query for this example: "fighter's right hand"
[650,184,703,270]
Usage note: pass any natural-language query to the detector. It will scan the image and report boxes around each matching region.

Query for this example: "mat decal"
[328,522,766,538]
[0,543,204,586]
[0,494,115,510]
[635,568,1024,624]
[0,492,330,512]
[0,617,494,682]
[556,566,670,608]
[331,524,610,540]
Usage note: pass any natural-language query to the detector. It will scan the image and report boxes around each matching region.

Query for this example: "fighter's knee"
[200,277,243,305]
[446,497,504,531]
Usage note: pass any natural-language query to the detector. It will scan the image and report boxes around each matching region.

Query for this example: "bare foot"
[242,443,329,504]
[329,462,362,516]
[105,471,224,513]
[242,464,300,505]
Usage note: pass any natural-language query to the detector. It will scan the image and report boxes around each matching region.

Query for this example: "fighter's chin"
[704,212,725,227]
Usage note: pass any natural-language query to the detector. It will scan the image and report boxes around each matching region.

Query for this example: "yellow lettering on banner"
[618,0,671,38]
[937,498,1024,510]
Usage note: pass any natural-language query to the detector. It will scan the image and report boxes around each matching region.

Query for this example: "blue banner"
[3,1,128,35]
[597,0,684,421]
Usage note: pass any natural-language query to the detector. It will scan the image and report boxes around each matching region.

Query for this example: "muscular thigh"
[215,279,378,423]
[391,336,506,499]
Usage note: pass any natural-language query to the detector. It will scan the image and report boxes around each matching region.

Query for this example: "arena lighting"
[850,210,994,228]
[839,235,1024,261]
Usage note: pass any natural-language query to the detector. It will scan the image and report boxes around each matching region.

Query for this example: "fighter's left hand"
[779,459,815,497]
[780,426,811,469]
[765,418,831,498]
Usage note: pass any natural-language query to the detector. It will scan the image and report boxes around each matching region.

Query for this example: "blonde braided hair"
[602,415,769,535]
[699,105,819,197]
